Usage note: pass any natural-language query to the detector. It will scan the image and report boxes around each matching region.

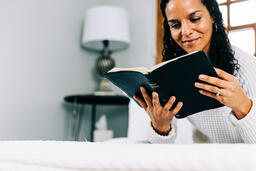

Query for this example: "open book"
[104,51,223,118]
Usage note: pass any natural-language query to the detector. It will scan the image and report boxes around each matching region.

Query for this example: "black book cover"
[104,51,223,118]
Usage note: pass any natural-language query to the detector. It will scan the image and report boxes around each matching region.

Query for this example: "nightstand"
[64,94,130,141]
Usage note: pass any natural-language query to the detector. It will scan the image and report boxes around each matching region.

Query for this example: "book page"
[107,51,199,74]
[149,51,199,72]
[108,67,150,75]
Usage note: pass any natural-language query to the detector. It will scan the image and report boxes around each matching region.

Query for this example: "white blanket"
[0,141,256,171]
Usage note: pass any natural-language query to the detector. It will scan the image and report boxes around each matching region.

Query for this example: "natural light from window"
[219,5,227,27]
[230,1,256,26]
[229,28,255,56]
[216,0,226,3]
[217,0,256,56]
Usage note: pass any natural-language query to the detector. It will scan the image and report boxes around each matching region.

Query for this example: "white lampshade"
[82,5,131,51]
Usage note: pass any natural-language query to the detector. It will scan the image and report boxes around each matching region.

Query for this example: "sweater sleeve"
[229,98,256,143]
[146,118,177,143]
[229,47,256,143]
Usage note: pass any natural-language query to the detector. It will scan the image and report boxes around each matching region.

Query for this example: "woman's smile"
[182,37,200,47]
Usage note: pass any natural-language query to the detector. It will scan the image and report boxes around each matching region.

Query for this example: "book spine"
[147,76,169,106]
[147,76,160,99]
[150,83,159,89]
[146,75,158,91]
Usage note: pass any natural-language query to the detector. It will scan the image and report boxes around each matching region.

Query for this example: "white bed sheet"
[0,141,256,171]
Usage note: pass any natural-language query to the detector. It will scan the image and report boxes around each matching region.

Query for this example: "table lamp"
[82,5,130,95]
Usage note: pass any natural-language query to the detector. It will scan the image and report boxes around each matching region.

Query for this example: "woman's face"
[165,0,214,55]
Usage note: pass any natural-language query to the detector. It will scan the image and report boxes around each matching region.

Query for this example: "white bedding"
[0,141,256,171]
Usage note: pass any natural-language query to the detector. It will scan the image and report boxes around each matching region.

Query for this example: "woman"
[134,0,256,143]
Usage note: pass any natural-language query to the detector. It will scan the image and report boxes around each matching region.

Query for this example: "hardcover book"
[104,51,223,118]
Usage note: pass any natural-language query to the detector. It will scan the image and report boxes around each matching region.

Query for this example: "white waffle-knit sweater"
[147,46,256,143]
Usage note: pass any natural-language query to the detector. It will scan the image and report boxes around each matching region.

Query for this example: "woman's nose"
[181,22,193,36]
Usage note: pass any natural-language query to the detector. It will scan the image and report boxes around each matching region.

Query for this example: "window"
[218,0,256,56]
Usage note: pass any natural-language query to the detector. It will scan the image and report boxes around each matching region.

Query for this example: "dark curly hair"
[160,0,239,75]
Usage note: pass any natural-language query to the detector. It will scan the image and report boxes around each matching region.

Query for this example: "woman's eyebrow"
[188,10,202,17]
[168,10,202,23]
[168,19,179,23]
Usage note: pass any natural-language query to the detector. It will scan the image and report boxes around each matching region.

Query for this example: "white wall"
[0,0,156,140]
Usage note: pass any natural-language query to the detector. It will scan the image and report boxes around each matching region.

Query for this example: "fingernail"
[152,92,157,98]
[199,75,205,79]
[171,96,175,101]
[195,82,199,87]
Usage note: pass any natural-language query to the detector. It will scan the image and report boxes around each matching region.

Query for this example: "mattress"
[0,141,255,171]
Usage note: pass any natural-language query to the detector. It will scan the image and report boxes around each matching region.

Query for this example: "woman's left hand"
[195,67,252,119]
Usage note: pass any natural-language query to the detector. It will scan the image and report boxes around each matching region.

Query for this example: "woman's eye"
[190,17,200,23]
[171,23,180,29]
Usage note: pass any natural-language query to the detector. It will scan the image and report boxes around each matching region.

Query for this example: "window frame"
[219,0,256,56]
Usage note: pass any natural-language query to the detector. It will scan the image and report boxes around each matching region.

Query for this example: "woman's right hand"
[134,86,183,135]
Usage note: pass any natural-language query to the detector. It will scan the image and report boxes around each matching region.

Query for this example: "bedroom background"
[0,0,156,141]
[0,0,254,141]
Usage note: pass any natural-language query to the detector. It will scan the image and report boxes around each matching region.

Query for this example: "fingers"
[152,92,161,108]
[199,89,221,100]
[196,68,238,100]
[214,67,236,81]
[153,93,182,114]
[137,87,183,117]
[140,86,152,108]
[162,96,176,112]
[198,74,230,89]
[195,82,228,96]
[133,96,147,110]
[163,96,183,116]
[172,102,183,115]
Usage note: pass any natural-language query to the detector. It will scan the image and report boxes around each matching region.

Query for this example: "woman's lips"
[182,38,200,46]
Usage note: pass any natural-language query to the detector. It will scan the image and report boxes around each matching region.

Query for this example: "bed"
[0,141,256,171]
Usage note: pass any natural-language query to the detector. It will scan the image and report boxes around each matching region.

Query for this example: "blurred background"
[0,0,254,141]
